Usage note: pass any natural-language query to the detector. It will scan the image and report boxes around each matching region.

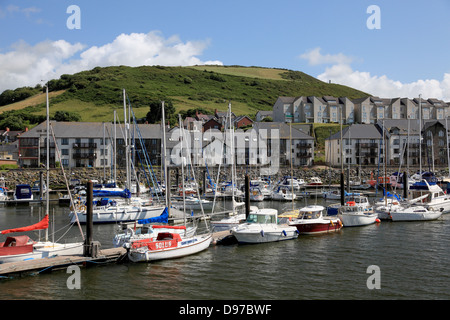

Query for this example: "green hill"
[0,65,370,123]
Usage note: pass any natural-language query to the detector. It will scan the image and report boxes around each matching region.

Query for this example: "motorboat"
[249,187,264,202]
[288,205,342,234]
[231,208,298,244]
[338,200,378,227]
[307,177,323,186]
[13,184,33,203]
[410,179,450,213]
[271,186,296,201]
[322,190,361,200]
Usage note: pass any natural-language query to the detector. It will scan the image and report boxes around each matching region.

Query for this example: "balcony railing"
[73,153,97,159]
[73,142,97,148]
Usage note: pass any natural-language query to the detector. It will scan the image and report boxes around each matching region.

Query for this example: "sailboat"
[126,105,211,262]
[0,85,84,264]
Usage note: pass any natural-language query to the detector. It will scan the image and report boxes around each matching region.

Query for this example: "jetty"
[0,247,127,278]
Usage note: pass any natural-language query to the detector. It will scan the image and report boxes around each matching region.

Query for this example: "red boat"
[288,205,342,235]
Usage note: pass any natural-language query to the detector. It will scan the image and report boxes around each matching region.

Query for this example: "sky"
[1,0,450,101]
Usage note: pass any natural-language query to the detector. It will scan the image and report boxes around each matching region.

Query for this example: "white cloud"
[300,47,353,66]
[300,47,450,101]
[0,31,223,92]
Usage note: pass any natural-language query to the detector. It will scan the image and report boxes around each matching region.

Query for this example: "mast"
[45,85,49,242]
[161,101,169,212]
[446,117,450,178]
[123,89,130,193]
[419,94,422,176]
[114,110,117,185]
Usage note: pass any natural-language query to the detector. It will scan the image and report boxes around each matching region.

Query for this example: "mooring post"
[84,180,93,257]
[245,174,250,218]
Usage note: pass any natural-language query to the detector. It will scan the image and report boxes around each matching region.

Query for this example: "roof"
[326,124,382,140]
[253,122,313,140]
[19,121,163,139]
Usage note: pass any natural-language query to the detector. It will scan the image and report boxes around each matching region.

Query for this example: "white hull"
[390,209,442,222]
[210,213,246,232]
[71,205,166,224]
[0,242,84,264]
[128,234,212,262]
[340,212,378,227]
[271,192,296,201]
[231,224,298,244]
[422,201,450,214]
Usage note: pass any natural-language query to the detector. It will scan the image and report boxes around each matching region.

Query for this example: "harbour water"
[0,195,449,300]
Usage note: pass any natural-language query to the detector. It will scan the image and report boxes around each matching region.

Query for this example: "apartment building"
[273,95,449,124]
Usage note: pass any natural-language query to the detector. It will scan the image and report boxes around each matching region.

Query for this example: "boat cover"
[137,207,168,225]
[1,214,49,234]
[93,188,131,198]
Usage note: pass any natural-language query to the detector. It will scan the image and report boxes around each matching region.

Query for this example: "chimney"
[6,127,9,132]
[25,127,28,132]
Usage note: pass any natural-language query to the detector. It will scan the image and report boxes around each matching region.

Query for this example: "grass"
[0,65,370,123]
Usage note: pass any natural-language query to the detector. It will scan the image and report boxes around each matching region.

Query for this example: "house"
[203,117,222,132]
[234,115,253,128]
[255,110,273,122]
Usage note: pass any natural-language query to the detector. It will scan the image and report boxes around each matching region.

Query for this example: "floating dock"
[0,247,127,278]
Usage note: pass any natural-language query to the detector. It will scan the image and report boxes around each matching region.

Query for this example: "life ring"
[346,201,356,206]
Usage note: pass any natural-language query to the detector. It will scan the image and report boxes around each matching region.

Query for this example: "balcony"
[297,152,311,158]
[73,142,97,148]
[297,143,312,149]
[73,153,97,159]
[355,143,378,148]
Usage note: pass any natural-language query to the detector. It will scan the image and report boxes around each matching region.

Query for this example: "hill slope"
[0,65,370,122]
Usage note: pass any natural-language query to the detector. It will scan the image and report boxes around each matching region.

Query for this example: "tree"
[52,111,81,122]
[145,99,176,124]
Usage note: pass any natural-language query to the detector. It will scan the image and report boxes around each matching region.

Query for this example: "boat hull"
[127,234,212,262]
[231,225,298,244]
[340,213,378,227]
[0,242,84,264]
[290,219,342,235]
[390,210,442,222]
[71,205,166,224]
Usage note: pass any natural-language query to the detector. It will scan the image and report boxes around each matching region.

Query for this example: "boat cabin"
[298,205,325,219]
[245,209,278,224]
[14,184,32,200]
[0,236,34,256]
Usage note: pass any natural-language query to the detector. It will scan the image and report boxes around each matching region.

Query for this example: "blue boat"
[13,184,33,203]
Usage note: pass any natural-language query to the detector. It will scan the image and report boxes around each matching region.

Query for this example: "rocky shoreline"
[2,165,449,190]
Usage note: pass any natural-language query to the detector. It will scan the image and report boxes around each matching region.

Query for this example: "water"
[0,196,449,300]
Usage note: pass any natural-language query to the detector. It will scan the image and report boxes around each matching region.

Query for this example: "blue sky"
[1,0,450,100]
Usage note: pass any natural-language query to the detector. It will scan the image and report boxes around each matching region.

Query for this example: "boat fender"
[260,230,264,237]
[282,230,287,236]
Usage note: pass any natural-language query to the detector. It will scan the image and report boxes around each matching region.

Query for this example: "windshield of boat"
[246,213,276,224]
[299,211,320,219]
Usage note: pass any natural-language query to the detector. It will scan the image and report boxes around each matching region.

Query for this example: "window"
[61,138,69,145]
[61,149,69,156]
[61,159,69,167]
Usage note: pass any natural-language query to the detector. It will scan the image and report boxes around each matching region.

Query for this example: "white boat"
[322,189,341,200]
[249,187,264,202]
[70,202,166,224]
[113,210,197,248]
[0,177,8,201]
[127,230,212,262]
[250,179,273,199]
[390,206,442,222]
[231,208,298,244]
[339,200,378,227]
[271,186,296,201]
[172,196,213,210]
[410,179,450,213]
[307,177,323,186]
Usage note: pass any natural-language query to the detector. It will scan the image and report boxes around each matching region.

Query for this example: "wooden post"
[84,181,93,257]
[245,174,250,218]
[403,171,408,199]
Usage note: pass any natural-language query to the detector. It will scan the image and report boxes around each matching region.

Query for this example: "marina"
[0,189,448,300]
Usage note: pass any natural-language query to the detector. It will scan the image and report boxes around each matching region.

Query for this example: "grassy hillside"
[0,65,370,123]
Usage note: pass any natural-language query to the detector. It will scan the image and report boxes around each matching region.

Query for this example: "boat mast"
[123,89,130,194]
[161,101,169,213]
[419,94,422,176]
[45,84,49,242]
[446,117,450,178]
